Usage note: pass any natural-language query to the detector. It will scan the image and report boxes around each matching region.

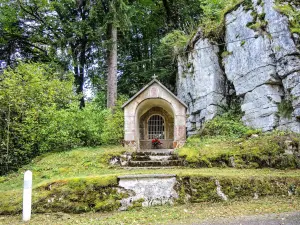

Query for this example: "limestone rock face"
[224,0,300,132]
[177,0,300,134]
[177,35,226,135]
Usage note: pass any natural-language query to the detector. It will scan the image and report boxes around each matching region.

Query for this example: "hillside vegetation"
[178,115,300,169]
[2,197,300,225]
[1,124,300,215]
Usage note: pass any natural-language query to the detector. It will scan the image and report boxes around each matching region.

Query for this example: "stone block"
[118,175,178,210]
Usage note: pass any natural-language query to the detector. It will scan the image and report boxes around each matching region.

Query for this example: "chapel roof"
[122,79,188,108]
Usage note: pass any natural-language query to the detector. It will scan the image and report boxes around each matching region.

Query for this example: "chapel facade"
[122,78,187,150]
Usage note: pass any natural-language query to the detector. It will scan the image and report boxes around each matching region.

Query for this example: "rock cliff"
[177,0,300,135]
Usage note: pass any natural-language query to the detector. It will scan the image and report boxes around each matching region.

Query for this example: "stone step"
[122,166,181,170]
[137,149,174,155]
[128,160,183,167]
[131,155,178,161]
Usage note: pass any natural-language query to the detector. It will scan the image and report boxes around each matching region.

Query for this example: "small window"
[148,115,165,139]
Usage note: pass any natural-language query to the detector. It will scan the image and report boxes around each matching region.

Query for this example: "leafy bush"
[0,62,122,175]
[201,114,257,138]
[159,30,190,57]
[199,0,242,39]
[39,103,107,152]
[0,62,76,174]
[101,96,127,145]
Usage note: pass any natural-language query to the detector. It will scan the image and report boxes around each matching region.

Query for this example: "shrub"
[199,0,243,40]
[201,114,256,138]
[101,96,128,145]
[277,98,293,119]
[0,62,117,175]
[0,62,76,174]
[159,30,190,57]
[39,102,107,152]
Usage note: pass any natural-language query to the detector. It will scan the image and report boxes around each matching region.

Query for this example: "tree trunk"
[107,23,118,109]
[71,43,86,109]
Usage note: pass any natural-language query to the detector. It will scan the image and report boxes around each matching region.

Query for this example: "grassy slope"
[1,144,300,215]
[1,145,300,192]
[177,132,300,168]
[0,146,126,191]
[1,196,300,225]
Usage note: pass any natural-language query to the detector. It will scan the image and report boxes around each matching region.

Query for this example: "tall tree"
[101,0,131,109]
[0,0,104,108]
[117,0,203,96]
[107,21,118,108]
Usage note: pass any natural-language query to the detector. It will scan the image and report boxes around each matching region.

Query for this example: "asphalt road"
[190,211,300,225]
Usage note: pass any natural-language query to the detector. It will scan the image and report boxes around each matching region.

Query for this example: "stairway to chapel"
[124,149,183,169]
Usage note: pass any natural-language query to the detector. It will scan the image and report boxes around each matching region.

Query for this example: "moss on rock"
[178,129,300,169]
[176,175,300,204]
[33,176,124,213]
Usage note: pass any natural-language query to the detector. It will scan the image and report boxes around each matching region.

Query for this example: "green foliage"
[159,30,190,56]
[275,1,300,34]
[100,96,127,145]
[117,0,203,96]
[0,62,76,174]
[201,114,254,137]
[178,131,300,169]
[39,103,107,151]
[221,51,233,58]
[277,98,294,119]
[247,20,268,31]
[0,63,118,175]
[199,0,243,40]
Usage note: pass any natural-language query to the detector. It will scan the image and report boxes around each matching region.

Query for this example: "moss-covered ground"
[1,196,300,225]
[1,143,300,215]
[177,131,300,168]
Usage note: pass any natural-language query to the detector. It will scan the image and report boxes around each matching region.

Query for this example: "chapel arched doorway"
[139,107,174,149]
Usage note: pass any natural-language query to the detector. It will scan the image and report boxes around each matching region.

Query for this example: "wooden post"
[23,170,32,221]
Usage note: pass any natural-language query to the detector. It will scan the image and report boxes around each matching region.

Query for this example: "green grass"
[1,142,300,215]
[178,136,238,160]
[1,144,300,193]
[1,142,300,192]
[1,196,300,225]
[0,145,126,191]
[177,131,300,168]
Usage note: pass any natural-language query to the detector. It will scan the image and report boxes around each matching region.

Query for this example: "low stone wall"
[118,174,178,210]
[2,173,300,215]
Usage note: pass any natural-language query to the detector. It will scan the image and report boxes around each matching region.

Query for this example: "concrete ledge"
[118,173,178,210]
[118,174,176,179]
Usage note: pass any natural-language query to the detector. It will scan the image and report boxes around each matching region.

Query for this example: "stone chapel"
[122,77,187,150]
